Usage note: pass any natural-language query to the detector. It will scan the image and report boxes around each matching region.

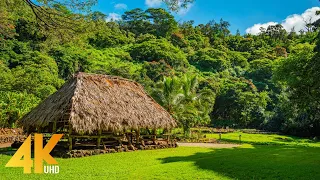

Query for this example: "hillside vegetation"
[1,2,320,137]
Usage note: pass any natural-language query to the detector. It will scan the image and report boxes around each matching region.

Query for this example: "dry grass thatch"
[20,72,176,133]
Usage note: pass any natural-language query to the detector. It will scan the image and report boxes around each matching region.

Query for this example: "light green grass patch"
[206,132,320,147]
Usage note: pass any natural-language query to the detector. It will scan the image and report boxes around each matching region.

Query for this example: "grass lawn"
[0,144,319,180]
[206,132,320,147]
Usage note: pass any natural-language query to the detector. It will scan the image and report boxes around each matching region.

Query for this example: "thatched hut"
[20,72,176,150]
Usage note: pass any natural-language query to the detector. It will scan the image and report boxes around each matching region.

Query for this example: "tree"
[2,0,319,137]
[189,48,230,73]
[14,0,193,30]
[265,24,287,43]
[0,11,16,41]
[163,0,194,11]
[88,21,134,49]
[151,77,184,115]
[197,19,231,44]
[122,8,178,38]
[146,8,178,37]
[152,75,215,136]
[211,78,269,128]
[130,38,189,68]
[121,8,151,36]
[177,75,215,134]
[0,91,40,128]
[246,58,274,91]
[143,60,174,82]
[274,43,320,136]
[91,11,107,22]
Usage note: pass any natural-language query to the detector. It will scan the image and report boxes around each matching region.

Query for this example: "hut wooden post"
[97,129,102,148]
[26,127,30,136]
[130,129,133,145]
[135,128,140,146]
[126,132,132,146]
[152,128,156,145]
[167,129,171,143]
[52,121,57,134]
[37,127,41,133]
[68,125,73,151]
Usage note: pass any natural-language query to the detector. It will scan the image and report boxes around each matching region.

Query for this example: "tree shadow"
[0,146,16,155]
[159,145,320,179]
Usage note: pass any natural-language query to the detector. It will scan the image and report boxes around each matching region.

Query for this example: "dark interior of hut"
[23,122,177,158]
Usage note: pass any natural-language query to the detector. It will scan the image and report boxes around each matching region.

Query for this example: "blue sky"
[93,0,320,34]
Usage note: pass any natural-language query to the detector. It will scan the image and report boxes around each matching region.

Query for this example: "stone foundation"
[0,135,25,144]
[52,143,178,158]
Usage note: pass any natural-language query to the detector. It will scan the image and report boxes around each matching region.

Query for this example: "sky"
[92,0,320,34]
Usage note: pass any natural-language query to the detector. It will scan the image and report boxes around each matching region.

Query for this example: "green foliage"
[190,48,230,73]
[130,38,189,68]
[211,78,269,128]
[122,8,178,38]
[0,91,40,127]
[0,62,14,91]
[228,51,249,69]
[0,4,319,137]
[273,43,320,136]
[143,60,174,82]
[10,51,63,99]
[246,58,274,91]
[152,75,215,135]
[88,22,134,49]
[145,8,178,37]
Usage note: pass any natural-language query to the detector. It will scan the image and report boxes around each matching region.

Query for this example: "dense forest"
[1,1,320,137]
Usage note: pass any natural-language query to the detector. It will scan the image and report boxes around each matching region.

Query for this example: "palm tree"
[152,75,216,136]
[181,75,198,102]
[151,76,185,114]
[178,75,215,135]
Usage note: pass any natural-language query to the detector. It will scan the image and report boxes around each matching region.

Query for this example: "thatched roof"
[20,72,176,133]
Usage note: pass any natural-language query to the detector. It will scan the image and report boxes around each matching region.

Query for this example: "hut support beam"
[135,128,140,146]
[152,129,156,145]
[130,130,133,145]
[97,129,102,148]
[126,133,132,146]
[37,127,41,133]
[26,127,30,137]
[52,121,57,134]
[68,125,73,151]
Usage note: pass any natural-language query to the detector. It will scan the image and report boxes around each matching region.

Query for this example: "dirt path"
[177,142,240,148]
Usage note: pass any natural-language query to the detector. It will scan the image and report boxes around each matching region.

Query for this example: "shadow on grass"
[0,146,16,155]
[159,145,320,179]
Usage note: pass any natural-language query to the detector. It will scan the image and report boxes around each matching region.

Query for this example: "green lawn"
[206,132,320,147]
[0,144,319,180]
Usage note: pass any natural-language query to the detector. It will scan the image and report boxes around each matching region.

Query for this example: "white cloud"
[246,7,320,35]
[114,3,127,10]
[177,2,193,16]
[106,13,121,22]
[145,0,162,7]
[282,7,320,33]
[145,0,193,15]
[246,22,278,35]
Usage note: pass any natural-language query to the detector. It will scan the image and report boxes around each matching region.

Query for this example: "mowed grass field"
[0,134,320,180]
[206,132,320,147]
